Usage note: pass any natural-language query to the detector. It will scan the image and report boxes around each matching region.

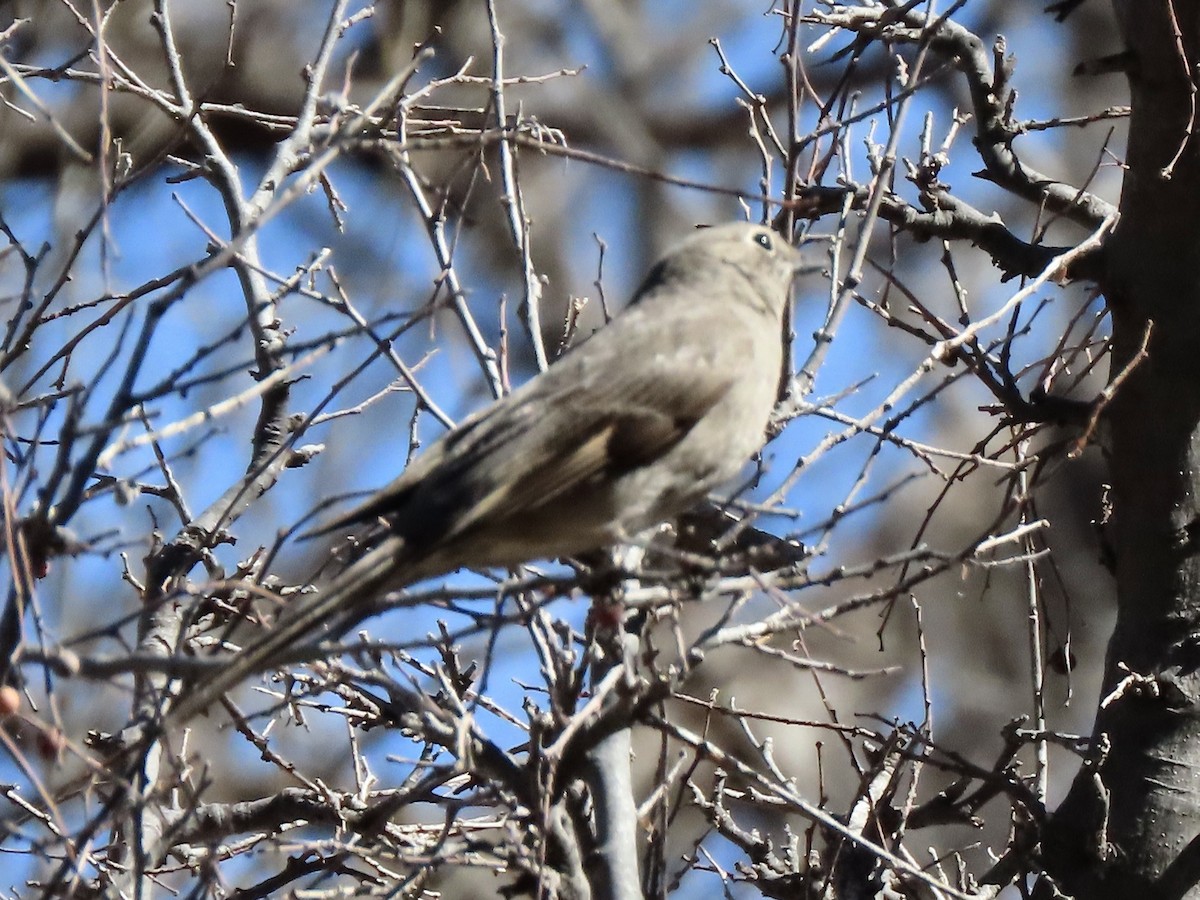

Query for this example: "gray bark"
[1048,3,1200,897]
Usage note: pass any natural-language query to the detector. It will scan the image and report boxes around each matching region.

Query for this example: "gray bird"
[168,221,805,722]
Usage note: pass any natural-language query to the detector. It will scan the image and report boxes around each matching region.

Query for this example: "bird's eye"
[754,232,774,252]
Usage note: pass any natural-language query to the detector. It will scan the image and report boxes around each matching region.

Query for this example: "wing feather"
[311,300,752,551]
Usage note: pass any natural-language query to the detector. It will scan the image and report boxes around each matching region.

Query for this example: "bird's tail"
[166,537,413,725]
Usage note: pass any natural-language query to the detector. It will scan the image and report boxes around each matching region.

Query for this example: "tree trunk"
[1049,3,1200,897]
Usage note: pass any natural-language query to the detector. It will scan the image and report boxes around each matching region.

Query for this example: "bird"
[166,221,807,723]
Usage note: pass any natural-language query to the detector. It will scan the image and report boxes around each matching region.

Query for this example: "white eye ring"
[754,232,774,251]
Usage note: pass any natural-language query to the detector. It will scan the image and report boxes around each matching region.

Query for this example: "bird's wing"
[456,382,730,526]
[316,335,744,545]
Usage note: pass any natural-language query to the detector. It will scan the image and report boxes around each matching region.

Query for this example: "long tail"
[166,537,416,725]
